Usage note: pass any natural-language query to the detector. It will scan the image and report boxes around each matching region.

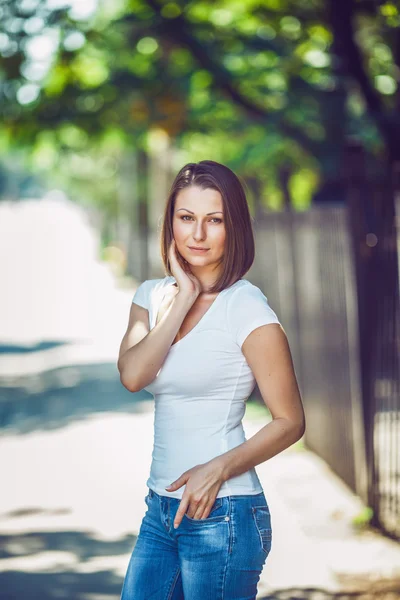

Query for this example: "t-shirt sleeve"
[228,284,281,348]
[132,280,150,309]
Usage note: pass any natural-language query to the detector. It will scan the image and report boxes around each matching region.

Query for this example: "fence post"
[343,140,375,511]
[345,140,400,538]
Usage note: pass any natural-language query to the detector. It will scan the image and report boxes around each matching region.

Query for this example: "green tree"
[0,0,398,207]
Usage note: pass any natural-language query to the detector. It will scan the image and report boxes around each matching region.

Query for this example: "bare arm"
[117,290,194,392]
[217,323,306,481]
[118,240,202,393]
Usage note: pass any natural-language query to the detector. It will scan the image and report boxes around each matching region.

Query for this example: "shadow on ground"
[0,344,152,436]
[0,521,398,600]
[2,343,400,600]
[0,528,136,599]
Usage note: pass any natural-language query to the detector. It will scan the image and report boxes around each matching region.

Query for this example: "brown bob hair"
[160,160,255,294]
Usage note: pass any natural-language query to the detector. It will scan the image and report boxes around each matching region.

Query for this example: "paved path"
[1,408,400,599]
[1,198,399,599]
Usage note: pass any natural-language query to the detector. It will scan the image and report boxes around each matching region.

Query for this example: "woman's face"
[172,185,226,272]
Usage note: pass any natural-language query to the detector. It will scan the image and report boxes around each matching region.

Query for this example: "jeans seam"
[219,523,231,600]
[252,506,271,555]
[227,496,234,554]
[167,566,181,600]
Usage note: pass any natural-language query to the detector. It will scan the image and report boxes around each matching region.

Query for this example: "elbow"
[296,418,306,439]
[118,363,141,393]
[285,417,305,441]
[120,373,141,393]
[117,357,154,393]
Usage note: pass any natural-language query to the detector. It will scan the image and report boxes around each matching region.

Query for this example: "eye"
[179,215,223,223]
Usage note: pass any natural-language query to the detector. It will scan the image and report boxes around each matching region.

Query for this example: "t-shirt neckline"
[164,276,243,350]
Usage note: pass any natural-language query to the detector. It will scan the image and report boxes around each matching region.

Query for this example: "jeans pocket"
[252,505,272,555]
[183,496,228,523]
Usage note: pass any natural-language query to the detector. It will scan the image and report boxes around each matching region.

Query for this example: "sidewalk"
[244,418,400,597]
[1,400,400,599]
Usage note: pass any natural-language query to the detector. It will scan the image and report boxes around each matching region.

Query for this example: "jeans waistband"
[147,488,265,501]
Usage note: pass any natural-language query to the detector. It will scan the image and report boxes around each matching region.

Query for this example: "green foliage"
[352,506,374,530]
[0,0,398,208]
[289,168,320,209]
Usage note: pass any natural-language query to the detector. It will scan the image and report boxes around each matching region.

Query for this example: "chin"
[185,257,209,265]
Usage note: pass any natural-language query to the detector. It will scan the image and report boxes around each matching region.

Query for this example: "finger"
[174,496,189,529]
[168,241,177,265]
[168,240,177,257]
[185,498,203,520]
[170,243,190,275]
[168,241,183,270]
[193,502,208,520]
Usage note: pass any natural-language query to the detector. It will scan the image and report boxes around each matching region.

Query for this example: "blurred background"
[0,0,399,598]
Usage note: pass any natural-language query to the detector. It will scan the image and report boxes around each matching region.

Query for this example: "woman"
[118,160,305,599]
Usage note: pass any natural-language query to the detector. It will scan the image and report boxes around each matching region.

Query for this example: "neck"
[186,265,222,295]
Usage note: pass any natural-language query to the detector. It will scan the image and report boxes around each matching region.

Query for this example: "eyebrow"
[176,208,223,215]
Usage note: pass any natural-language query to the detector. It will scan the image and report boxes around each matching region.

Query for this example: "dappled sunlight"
[0,410,151,596]
[0,0,399,597]
[1,411,154,535]
[0,529,134,599]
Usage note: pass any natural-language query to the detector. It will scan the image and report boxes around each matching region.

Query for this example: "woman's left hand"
[165,459,226,528]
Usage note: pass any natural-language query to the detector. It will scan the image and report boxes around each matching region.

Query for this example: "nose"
[192,220,206,242]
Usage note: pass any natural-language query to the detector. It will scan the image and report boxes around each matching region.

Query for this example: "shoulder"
[227,280,274,312]
[146,277,170,290]
[239,280,262,295]
[228,279,268,302]
[132,276,170,308]
[226,280,281,348]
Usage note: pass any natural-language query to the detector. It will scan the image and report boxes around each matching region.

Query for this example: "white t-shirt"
[132,275,281,499]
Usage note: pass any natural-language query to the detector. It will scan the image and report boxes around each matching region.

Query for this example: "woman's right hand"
[168,240,201,301]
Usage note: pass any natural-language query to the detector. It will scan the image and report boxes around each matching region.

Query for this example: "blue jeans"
[120,487,272,599]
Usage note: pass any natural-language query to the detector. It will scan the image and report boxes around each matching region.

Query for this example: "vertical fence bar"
[345,140,400,538]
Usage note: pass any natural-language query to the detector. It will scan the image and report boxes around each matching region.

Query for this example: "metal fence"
[250,154,400,539]
[345,145,400,540]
